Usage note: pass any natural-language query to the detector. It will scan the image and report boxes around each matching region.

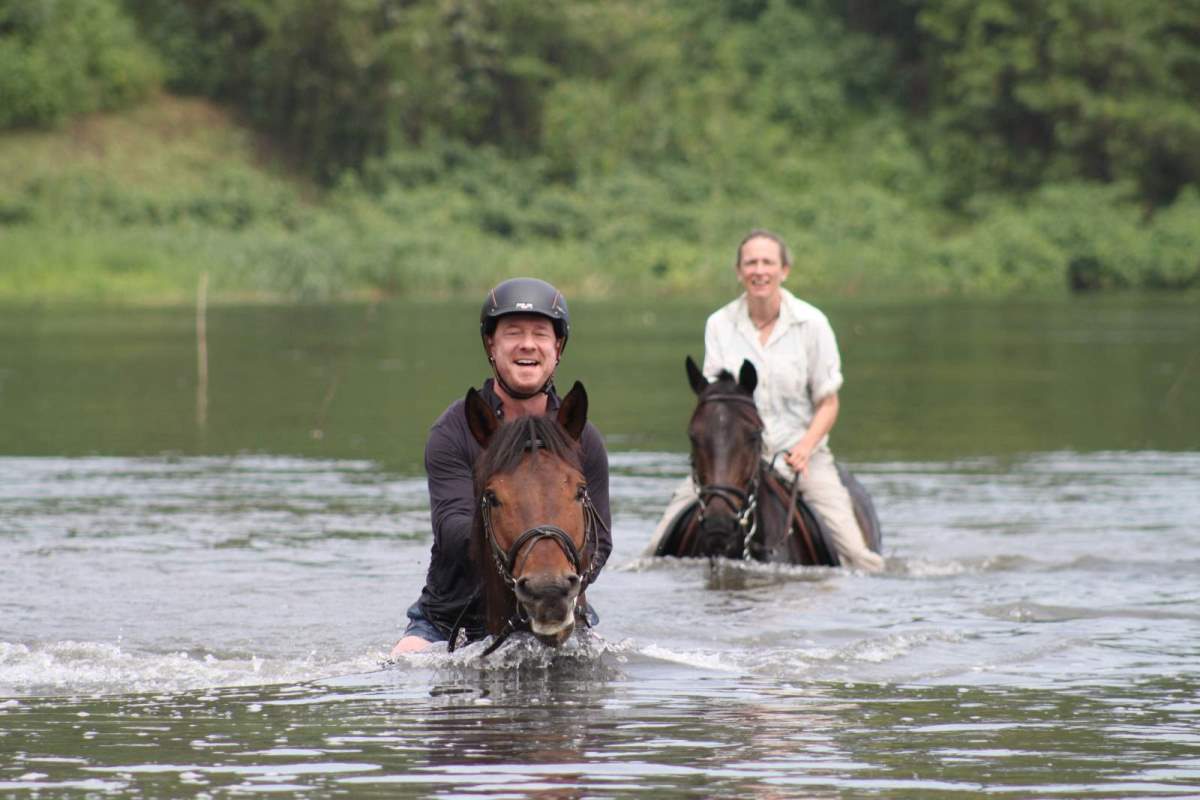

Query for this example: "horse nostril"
[516,577,530,595]
[566,574,580,590]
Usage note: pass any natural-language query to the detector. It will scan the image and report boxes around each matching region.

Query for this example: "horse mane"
[710,369,738,388]
[473,413,583,487]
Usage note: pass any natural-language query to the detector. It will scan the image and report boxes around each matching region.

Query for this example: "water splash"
[0,640,378,697]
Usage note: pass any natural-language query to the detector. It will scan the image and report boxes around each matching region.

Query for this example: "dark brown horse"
[652,356,882,566]
[458,381,605,654]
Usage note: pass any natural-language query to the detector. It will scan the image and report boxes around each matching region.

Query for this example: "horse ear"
[685,356,708,395]
[738,359,758,395]
[465,387,500,448]
[557,381,589,440]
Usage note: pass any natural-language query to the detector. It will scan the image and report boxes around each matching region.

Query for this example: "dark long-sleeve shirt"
[415,379,611,636]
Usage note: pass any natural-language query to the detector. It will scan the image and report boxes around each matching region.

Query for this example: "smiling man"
[391,278,612,655]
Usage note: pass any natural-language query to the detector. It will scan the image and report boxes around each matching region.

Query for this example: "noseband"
[693,391,763,560]
[479,488,602,589]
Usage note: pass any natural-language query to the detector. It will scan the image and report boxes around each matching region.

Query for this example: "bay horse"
[652,356,882,566]
[454,381,606,655]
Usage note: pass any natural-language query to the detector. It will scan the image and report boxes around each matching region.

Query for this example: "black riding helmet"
[480,277,570,350]
[480,278,570,400]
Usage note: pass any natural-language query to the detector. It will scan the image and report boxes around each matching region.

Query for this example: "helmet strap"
[493,369,550,401]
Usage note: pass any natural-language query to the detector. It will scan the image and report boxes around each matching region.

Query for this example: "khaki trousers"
[645,449,884,573]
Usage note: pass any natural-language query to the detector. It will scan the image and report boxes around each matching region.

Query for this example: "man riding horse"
[391,278,612,656]
[648,230,884,572]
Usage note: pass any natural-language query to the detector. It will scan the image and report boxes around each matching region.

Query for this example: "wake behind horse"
[652,357,882,566]
[456,381,606,654]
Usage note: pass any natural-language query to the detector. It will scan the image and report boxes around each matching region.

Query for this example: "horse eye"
[484,489,501,506]
[575,485,587,500]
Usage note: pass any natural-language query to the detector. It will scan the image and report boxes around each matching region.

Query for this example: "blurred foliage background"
[1,0,1198,301]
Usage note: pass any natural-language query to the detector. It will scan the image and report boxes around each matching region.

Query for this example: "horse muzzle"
[515,573,581,646]
[698,514,745,560]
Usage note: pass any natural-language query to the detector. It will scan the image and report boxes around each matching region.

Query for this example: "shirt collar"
[733,288,815,337]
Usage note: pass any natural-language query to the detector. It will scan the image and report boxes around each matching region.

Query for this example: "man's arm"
[579,423,612,581]
[391,411,477,657]
[425,416,476,564]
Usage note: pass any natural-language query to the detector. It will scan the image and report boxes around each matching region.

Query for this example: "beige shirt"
[702,288,845,466]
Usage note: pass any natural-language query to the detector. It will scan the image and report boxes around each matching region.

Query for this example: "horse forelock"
[474,414,583,487]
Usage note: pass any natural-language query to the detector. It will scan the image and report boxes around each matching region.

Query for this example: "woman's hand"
[784,441,813,479]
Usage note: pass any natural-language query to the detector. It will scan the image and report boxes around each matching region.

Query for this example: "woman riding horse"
[391,279,612,656]
[655,355,880,565]
[648,230,884,572]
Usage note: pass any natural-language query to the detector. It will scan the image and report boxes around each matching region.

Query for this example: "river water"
[1,297,1198,797]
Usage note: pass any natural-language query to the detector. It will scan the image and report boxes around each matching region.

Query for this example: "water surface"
[1,297,1198,797]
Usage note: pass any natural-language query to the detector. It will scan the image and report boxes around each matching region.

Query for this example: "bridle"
[450,435,606,655]
[692,391,764,560]
[479,483,603,591]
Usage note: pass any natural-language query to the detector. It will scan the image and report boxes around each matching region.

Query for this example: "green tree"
[918,0,1200,206]
[0,0,162,128]
[131,0,588,180]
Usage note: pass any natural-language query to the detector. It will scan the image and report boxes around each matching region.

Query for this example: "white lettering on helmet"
[514,302,534,310]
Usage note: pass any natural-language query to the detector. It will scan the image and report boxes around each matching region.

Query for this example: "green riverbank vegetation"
[2,0,1199,302]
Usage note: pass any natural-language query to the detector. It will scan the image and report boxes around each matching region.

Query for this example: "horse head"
[465,382,594,647]
[685,356,763,560]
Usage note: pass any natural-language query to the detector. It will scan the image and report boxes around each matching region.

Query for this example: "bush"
[933,182,1200,292]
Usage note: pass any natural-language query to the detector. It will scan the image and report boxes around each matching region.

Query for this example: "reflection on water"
[0,296,1197,463]
[2,667,1197,797]
[1,298,1198,796]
